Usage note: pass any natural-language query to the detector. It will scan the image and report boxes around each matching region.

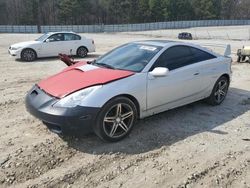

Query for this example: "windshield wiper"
[94,63,116,70]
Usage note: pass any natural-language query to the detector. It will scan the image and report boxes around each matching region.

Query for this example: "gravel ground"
[0,29,250,188]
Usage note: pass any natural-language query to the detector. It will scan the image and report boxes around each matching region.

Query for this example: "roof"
[133,40,220,57]
[46,31,77,35]
[134,40,179,47]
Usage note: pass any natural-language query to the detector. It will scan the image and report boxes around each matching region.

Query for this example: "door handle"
[194,72,200,76]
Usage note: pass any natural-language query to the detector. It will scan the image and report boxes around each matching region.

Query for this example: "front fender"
[78,73,147,115]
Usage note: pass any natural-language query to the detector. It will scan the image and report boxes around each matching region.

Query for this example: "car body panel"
[38,64,134,98]
[147,62,204,110]
[26,85,99,135]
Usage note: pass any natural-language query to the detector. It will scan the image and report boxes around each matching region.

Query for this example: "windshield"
[35,33,50,41]
[94,43,162,72]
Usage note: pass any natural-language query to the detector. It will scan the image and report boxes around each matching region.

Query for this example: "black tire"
[77,47,88,58]
[242,56,246,62]
[21,48,37,62]
[93,97,138,142]
[206,76,229,106]
[237,56,241,63]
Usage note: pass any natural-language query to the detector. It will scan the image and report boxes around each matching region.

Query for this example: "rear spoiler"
[198,43,231,57]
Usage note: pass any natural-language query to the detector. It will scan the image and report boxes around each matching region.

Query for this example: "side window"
[153,46,193,71]
[75,34,81,40]
[190,47,216,63]
[48,33,64,42]
[64,34,81,41]
[64,33,81,41]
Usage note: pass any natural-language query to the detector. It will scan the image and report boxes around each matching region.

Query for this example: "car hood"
[11,41,41,48]
[38,62,135,98]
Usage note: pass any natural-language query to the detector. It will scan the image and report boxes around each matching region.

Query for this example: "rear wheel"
[93,97,137,142]
[77,47,88,58]
[21,49,37,61]
[206,76,229,106]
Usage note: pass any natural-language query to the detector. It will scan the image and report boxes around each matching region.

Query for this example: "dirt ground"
[0,29,250,188]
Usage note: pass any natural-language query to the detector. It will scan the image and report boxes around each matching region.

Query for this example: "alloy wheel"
[214,80,228,103]
[103,103,134,138]
[22,49,36,61]
[78,47,87,57]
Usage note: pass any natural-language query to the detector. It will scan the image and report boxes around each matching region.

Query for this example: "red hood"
[38,62,134,98]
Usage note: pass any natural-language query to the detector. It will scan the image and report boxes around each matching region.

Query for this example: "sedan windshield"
[35,34,50,42]
[94,43,162,72]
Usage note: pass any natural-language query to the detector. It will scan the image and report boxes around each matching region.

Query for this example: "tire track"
[0,138,76,186]
[177,151,250,188]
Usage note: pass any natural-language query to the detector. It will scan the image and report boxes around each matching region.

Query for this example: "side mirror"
[45,39,50,43]
[149,67,169,77]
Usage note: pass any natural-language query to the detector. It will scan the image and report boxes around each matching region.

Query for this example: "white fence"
[1,20,250,33]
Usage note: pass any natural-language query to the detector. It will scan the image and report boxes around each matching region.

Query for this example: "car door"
[63,33,80,55]
[188,47,218,91]
[147,45,204,110]
[40,33,66,57]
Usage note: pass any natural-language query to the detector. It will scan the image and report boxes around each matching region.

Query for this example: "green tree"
[148,0,166,22]
[166,0,194,21]
[191,0,217,19]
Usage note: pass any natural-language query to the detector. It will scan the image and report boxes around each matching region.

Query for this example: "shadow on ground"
[67,87,250,155]
[16,53,101,63]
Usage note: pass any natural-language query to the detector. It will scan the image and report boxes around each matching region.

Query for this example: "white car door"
[40,33,66,57]
[62,33,79,55]
[147,45,205,110]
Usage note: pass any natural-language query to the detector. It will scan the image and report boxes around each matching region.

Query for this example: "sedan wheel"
[94,97,137,142]
[206,76,229,105]
[21,49,36,62]
[77,47,88,58]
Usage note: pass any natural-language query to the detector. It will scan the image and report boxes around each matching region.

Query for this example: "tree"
[191,0,217,19]
[0,0,250,25]
[149,0,165,22]
[166,0,194,21]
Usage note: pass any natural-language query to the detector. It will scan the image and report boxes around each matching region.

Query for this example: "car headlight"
[54,85,102,108]
[11,46,22,50]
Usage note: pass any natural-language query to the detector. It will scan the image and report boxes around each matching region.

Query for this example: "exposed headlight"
[54,85,102,108]
[11,46,22,50]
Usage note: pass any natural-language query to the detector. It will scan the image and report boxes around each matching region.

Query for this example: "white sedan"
[8,32,95,61]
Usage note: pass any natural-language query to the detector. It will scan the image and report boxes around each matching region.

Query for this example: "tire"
[242,56,246,62]
[206,76,229,106]
[93,97,138,142]
[237,56,241,63]
[77,47,88,58]
[21,49,37,62]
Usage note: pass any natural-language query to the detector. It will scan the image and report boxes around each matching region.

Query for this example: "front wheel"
[21,49,37,62]
[206,76,229,106]
[94,97,137,142]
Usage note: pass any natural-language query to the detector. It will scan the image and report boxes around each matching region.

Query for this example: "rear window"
[64,33,81,41]
[190,47,216,63]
